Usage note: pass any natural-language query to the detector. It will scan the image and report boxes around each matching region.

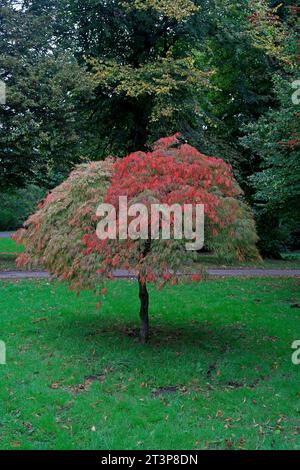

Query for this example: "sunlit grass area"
[0,238,24,254]
[0,238,25,271]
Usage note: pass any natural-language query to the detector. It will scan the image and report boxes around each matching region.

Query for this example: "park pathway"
[0,232,15,238]
[1,232,299,279]
[0,268,299,280]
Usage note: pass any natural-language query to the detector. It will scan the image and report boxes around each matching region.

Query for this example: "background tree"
[70,0,212,155]
[2,0,298,255]
[0,0,93,190]
[241,2,300,256]
[15,135,260,342]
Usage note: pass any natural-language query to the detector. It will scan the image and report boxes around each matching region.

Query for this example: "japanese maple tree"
[15,134,260,342]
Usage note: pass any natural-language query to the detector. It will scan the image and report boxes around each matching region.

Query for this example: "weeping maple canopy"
[15,134,260,342]
[15,158,115,292]
[100,134,260,283]
[15,134,259,293]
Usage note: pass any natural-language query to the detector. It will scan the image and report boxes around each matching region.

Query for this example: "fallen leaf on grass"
[49,382,60,389]
[11,441,21,448]
[23,422,34,434]
[224,439,234,449]
[31,317,47,323]
[263,336,278,342]
[69,373,107,393]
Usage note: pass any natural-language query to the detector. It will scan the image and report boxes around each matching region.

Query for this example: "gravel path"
[0,268,299,280]
[207,268,300,278]
[0,271,50,280]
[0,232,15,238]
[1,231,299,279]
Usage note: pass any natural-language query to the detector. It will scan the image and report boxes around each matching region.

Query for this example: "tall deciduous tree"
[69,0,212,155]
[0,0,93,189]
[242,2,300,255]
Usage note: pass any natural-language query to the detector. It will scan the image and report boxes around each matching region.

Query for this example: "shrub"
[0,185,46,231]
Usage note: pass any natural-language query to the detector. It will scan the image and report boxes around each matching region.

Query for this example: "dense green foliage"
[241,5,300,255]
[0,184,46,230]
[0,0,94,189]
[1,0,299,253]
[243,76,300,256]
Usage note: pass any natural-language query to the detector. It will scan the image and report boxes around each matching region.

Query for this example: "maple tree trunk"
[138,278,149,343]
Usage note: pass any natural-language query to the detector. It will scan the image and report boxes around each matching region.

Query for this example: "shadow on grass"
[44,313,251,355]
[36,313,277,393]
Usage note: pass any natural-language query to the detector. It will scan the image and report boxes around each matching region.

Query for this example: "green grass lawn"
[0,277,299,450]
[0,238,25,271]
[0,238,24,254]
[0,239,24,271]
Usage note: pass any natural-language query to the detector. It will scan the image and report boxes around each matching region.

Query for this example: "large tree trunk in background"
[138,277,149,343]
